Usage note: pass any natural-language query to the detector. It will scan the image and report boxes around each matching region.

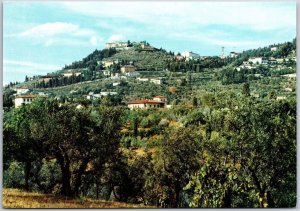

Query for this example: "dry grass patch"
[3,188,155,208]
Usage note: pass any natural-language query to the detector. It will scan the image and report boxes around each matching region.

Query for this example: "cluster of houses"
[236,56,296,71]
[105,41,156,51]
[13,86,172,110]
[175,51,200,61]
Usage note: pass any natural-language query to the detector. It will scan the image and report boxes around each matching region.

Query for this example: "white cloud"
[108,34,124,42]
[18,22,103,47]
[3,59,62,82]
[62,2,295,32]
[4,59,61,71]
[19,22,79,38]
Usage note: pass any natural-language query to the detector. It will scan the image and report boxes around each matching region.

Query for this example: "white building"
[125,71,140,77]
[271,46,278,51]
[103,70,111,76]
[229,52,239,58]
[128,99,166,109]
[14,88,30,95]
[63,72,81,77]
[100,91,118,96]
[113,82,121,86]
[153,96,167,103]
[181,51,200,60]
[121,65,136,73]
[248,57,268,65]
[128,96,170,109]
[150,78,163,85]
[87,91,118,100]
[15,95,37,108]
[137,77,149,82]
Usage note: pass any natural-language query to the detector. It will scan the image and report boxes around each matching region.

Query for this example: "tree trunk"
[174,182,181,208]
[56,151,73,197]
[24,161,31,191]
[223,188,232,208]
[96,182,99,199]
[73,159,89,197]
[61,161,72,197]
[266,191,275,208]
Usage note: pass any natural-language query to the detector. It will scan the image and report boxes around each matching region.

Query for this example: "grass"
[2,188,155,208]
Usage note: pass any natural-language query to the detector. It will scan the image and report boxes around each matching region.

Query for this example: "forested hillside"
[3,38,297,208]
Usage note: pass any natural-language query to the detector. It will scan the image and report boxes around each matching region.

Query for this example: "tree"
[160,127,202,207]
[242,83,250,97]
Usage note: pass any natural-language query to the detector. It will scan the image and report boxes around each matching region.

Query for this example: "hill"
[2,188,154,208]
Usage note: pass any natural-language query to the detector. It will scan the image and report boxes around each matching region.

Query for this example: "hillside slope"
[108,48,174,70]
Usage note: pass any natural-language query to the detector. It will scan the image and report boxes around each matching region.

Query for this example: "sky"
[3,1,296,84]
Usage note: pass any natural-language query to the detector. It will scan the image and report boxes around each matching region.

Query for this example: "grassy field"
[2,188,154,208]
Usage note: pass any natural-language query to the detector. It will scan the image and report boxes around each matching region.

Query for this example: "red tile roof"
[15,95,37,99]
[128,99,165,104]
[153,96,166,98]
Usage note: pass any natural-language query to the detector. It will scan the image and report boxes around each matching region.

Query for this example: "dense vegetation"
[3,39,296,208]
[3,91,296,207]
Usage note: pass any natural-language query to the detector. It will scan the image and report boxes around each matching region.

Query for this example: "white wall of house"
[15,97,34,107]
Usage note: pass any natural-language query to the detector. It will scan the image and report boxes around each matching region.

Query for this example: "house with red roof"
[128,96,167,109]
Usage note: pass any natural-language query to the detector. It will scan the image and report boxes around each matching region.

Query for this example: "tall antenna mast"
[221,46,225,59]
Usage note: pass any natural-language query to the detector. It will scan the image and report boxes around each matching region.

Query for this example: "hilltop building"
[105,41,132,50]
[105,41,128,49]
[181,51,200,60]
[229,52,239,58]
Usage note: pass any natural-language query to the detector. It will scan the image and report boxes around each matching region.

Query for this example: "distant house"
[128,99,165,109]
[271,46,278,51]
[100,91,118,96]
[87,91,118,100]
[105,42,131,50]
[175,55,185,61]
[113,82,121,86]
[181,51,200,60]
[63,72,81,77]
[14,87,30,95]
[268,58,277,64]
[140,43,155,51]
[128,96,168,109]
[229,52,239,58]
[282,73,296,78]
[121,65,136,73]
[276,96,287,101]
[15,95,37,107]
[284,87,293,92]
[125,71,140,77]
[137,77,149,82]
[248,57,268,65]
[150,78,163,85]
[39,75,56,83]
[105,42,128,49]
[103,70,111,76]
[153,96,167,103]
[276,58,284,63]
[102,60,115,68]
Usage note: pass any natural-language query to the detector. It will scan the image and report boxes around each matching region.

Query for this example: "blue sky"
[3,1,296,84]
